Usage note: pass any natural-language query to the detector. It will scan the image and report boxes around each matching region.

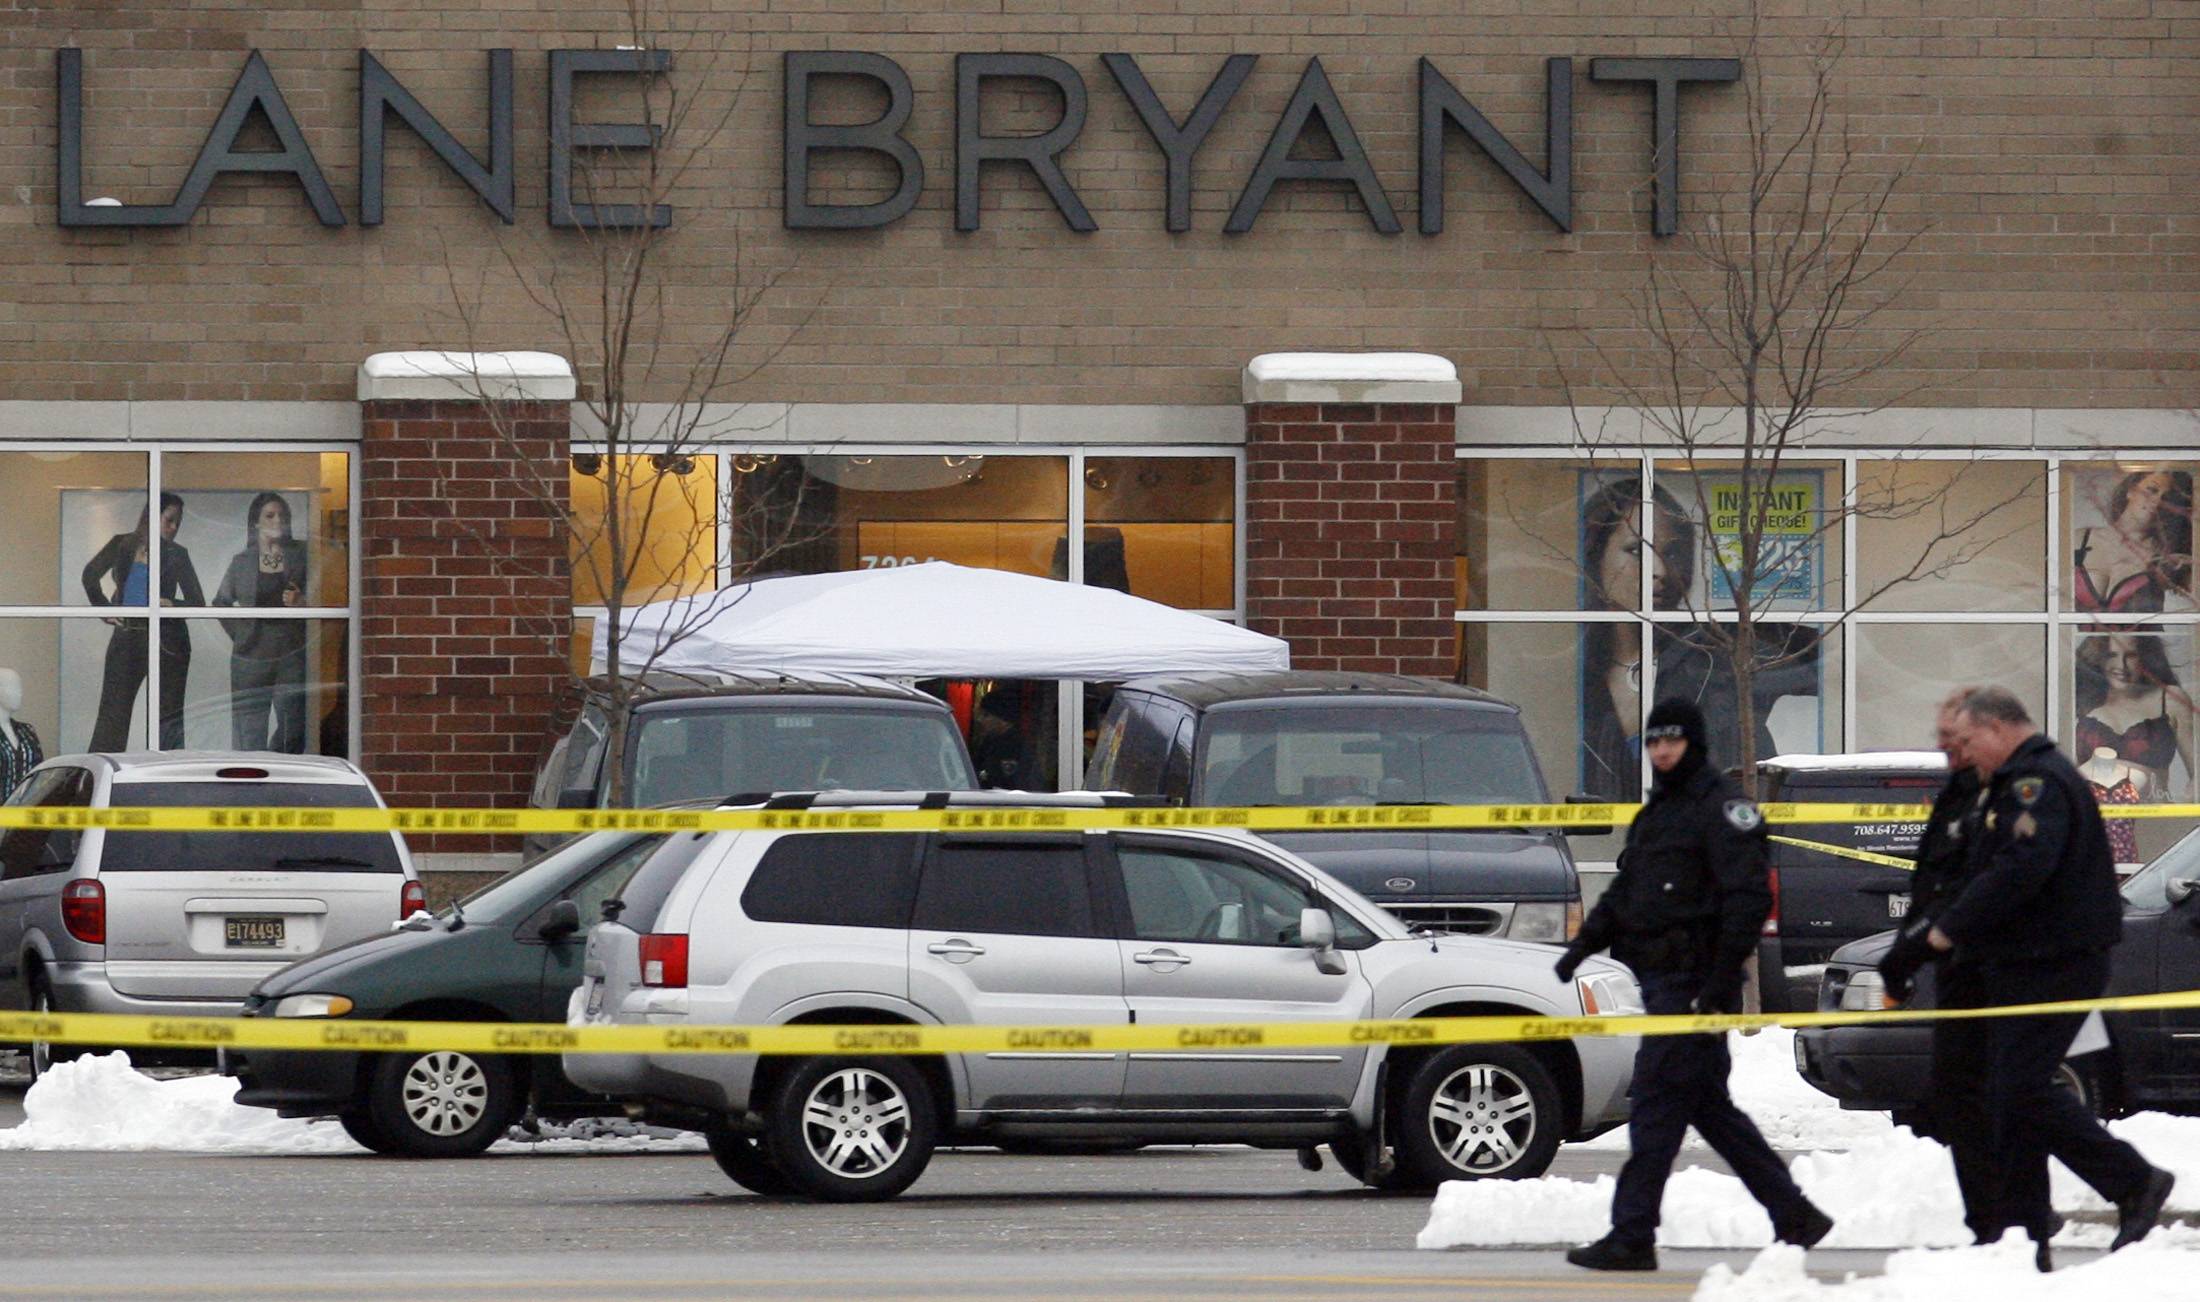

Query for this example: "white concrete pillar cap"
[1242,352,1462,405]
[358,351,577,402]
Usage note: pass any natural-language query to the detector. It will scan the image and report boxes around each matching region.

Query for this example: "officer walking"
[1877,686,2173,1270]
[1554,697,1832,1271]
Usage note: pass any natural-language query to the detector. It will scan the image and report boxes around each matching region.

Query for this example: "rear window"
[1196,704,1546,807]
[602,830,722,931]
[1766,776,1940,858]
[629,706,976,805]
[740,834,922,929]
[99,781,403,874]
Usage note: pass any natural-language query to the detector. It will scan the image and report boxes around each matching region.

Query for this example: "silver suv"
[566,793,1639,1202]
[0,752,422,1077]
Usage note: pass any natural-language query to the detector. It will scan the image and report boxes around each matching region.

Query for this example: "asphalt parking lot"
[0,1078,1995,1302]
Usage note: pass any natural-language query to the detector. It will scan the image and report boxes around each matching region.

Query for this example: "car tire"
[2055,1056,2110,1119]
[362,1049,517,1158]
[763,1057,937,1202]
[707,1127,796,1196]
[1328,1136,1412,1192]
[1390,1045,1564,1187]
[26,976,81,1083]
[338,1110,403,1155]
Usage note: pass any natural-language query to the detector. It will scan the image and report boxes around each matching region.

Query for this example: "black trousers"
[1609,973,1812,1246]
[1967,950,2153,1242]
[90,624,188,751]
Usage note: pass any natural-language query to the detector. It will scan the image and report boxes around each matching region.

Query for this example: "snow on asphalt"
[0,1052,704,1155]
[1695,1232,2200,1301]
[1419,1028,2200,1253]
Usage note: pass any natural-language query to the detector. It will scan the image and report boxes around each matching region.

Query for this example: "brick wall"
[358,398,570,849]
[1245,402,1457,676]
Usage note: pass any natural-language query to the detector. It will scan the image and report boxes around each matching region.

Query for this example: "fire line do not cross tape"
[20,799,2200,836]
[5,992,2200,1059]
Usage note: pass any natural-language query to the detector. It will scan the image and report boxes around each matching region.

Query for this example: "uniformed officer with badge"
[1554,697,1832,1271]
[1878,685,2173,1270]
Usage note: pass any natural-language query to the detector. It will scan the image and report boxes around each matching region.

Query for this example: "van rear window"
[1771,780,1936,857]
[98,782,403,874]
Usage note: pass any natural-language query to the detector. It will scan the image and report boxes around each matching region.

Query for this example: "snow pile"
[0,1053,703,1156]
[1696,1232,2200,1301]
[0,1053,358,1155]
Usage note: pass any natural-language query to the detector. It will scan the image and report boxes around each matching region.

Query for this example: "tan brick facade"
[3,3,2193,410]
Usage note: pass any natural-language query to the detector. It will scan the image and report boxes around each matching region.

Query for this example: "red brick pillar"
[356,354,576,856]
[1242,355,1461,676]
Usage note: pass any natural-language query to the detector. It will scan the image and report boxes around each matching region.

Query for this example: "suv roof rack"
[719,789,1173,810]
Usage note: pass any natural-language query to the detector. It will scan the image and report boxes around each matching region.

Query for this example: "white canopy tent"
[590,561,1290,680]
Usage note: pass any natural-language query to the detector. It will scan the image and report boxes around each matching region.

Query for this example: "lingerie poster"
[2072,630,2195,863]
[1574,470,1826,798]
[2067,465,2194,615]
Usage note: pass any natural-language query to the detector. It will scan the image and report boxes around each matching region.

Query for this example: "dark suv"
[526,672,979,852]
[1085,672,1587,943]
[1752,752,1948,1012]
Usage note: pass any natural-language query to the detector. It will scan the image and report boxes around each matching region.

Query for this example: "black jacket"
[1575,763,1772,982]
[1935,734,2123,964]
[81,533,205,653]
[210,542,310,659]
[1911,767,1984,923]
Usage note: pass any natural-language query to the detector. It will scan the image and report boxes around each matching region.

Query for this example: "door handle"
[926,939,986,961]
[1132,949,1191,967]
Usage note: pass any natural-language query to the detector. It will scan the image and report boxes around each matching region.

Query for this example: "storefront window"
[1652,459,1846,614]
[2065,625,2198,864]
[1082,456,1234,609]
[1,452,148,608]
[1458,458,1646,612]
[0,617,140,761]
[1455,619,1626,861]
[1649,622,1840,771]
[173,617,348,756]
[1857,459,2045,612]
[163,452,350,610]
[568,453,719,606]
[2061,462,2196,614]
[729,454,1070,578]
[1854,624,2045,751]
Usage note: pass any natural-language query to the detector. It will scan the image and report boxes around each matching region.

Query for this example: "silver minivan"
[564,792,1639,1202]
[0,752,421,1078]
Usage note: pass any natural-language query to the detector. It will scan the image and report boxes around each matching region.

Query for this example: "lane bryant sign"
[54,48,1739,240]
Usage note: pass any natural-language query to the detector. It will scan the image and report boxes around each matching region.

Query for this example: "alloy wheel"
[797,1066,913,1178]
[399,1051,491,1136]
[1425,1061,1539,1174]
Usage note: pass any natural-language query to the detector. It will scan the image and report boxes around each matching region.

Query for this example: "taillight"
[62,879,105,945]
[1762,867,1781,937]
[1564,898,1583,941]
[638,934,688,988]
[400,880,426,919]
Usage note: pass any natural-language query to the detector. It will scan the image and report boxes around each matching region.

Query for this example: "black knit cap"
[1642,696,1709,786]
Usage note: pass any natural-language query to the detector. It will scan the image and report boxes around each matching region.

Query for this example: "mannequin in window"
[211,493,309,753]
[2082,745,2148,864]
[0,667,42,800]
[83,493,203,750]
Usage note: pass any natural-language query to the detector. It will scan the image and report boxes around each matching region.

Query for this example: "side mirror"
[2166,878,2198,906]
[555,787,596,811]
[1299,907,1347,975]
[1560,794,1615,838]
[536,898,583,941]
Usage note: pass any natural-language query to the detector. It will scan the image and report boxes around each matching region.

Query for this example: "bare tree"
[422,2,820,802]
[1537,16,2039,794]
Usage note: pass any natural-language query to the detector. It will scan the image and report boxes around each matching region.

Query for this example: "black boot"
[1565,1233,1657,1272]
[2034,1239,2053,1274]
[1775,1202,1834,1249]
[2112,1167,2175,1252]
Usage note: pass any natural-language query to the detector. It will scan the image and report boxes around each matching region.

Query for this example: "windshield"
[445,833,658,925]
[628,706,976,805]
[100,782,403,873]
[2122,828,2200,910]
[1195,704,1546,807]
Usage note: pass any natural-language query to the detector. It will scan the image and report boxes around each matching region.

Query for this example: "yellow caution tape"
[1768,835,1918,872]
[4,990,2199,1057]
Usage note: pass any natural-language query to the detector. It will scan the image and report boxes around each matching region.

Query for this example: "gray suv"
[0,752,421,1078]
[564,792,1638,1201]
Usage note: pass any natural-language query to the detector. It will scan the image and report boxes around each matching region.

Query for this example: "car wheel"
[363,1049,517,1157]
[1391,1045,1563,1187]
[707,1127,796,1195]
[763,1057,937,1202]
[2055,1057,2109,1119]
[338,1111,403,1155]
[27,977,81,1083]
[1327,1136,1412,1191]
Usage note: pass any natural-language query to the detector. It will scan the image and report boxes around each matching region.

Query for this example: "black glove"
[1553,944,1590,983]
[1876,924,1937,1003]
[1692,969,1745,1015]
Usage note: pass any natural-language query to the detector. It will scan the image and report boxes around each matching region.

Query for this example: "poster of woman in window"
[1576,472,1825,798]
[2068,466,2193,614]
[2072,630,2195,859]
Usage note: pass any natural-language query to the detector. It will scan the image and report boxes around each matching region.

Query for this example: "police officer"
[1878,685,2173,1270]
[1554,697,1832,1271]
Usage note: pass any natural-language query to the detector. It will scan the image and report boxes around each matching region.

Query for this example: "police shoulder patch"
[2013,776,2045,806]
[1723,799,1763,832]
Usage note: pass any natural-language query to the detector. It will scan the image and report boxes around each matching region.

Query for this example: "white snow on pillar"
[1241,352,1462,405]
[357,351,577,403]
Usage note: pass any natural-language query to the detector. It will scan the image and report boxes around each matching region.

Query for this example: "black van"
[1085,672,1589,944]
[526,672,980,852]
[1753,751,1946,1012]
